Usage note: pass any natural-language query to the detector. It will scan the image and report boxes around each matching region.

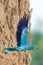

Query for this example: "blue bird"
[4,16,38,52]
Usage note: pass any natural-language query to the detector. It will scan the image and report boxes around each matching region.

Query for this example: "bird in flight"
[4,16,38,52]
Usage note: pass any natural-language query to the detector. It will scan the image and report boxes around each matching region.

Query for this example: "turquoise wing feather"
[20,27,29,46]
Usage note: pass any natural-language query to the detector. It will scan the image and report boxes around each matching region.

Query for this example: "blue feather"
[20,27,28,46]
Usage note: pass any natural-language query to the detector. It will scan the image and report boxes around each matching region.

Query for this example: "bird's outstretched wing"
[16,17,29,47]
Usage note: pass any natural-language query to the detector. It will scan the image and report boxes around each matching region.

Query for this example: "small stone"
[0,26,2,33]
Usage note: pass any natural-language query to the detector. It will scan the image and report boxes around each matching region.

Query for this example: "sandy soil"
[0,0,32,65]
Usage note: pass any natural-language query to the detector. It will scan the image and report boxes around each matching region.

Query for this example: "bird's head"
[29,44,38,50]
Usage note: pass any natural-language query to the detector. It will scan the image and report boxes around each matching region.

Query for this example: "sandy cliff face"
[0,0,32,65]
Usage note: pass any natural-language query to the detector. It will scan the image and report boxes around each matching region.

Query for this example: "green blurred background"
[31,32,43,65]
[30,20,43,65]
[30,0,43,65]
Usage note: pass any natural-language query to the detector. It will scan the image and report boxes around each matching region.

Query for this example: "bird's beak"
[36,46,38,49]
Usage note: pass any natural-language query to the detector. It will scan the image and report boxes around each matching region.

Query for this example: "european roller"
[4,16,38,52]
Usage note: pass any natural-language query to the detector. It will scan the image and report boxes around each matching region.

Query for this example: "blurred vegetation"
[30,31,43,65]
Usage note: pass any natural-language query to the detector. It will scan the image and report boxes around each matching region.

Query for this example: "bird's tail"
[4,47,16,52]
